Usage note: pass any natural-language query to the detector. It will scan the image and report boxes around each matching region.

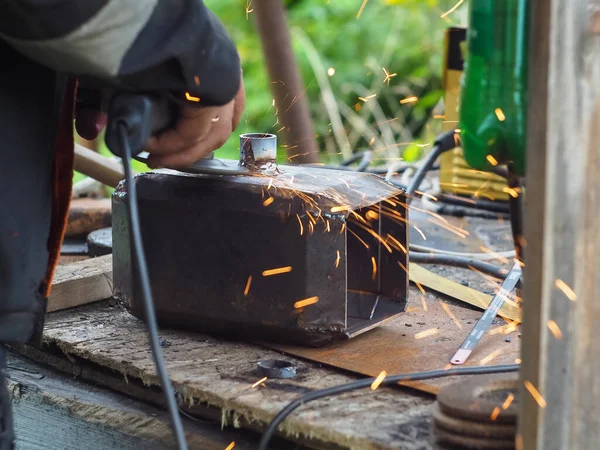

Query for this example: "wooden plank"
[409,263,521,322]
[520,1,600,449]
[27,300,436,450]
[48,255,112,312]
[6,353,262,450]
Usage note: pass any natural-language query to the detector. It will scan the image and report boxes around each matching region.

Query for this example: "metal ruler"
[451,262,522,365]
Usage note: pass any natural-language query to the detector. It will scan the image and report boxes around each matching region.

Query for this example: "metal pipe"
[254,0,319,164]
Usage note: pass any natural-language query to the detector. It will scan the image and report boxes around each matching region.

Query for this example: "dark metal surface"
[87,227,113,257]
[256,360,297,379]
[112,164,408,345]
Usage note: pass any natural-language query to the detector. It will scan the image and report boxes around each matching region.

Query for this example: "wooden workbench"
[8,212,518,450]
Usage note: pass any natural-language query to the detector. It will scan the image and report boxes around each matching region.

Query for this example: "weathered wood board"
[24,299,440,450]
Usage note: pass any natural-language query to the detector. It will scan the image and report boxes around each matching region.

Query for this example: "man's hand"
[145,78,245,169]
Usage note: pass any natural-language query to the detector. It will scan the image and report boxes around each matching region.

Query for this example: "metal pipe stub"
[239,133,277,172]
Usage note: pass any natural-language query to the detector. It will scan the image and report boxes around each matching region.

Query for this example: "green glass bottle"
[459,0,529,176]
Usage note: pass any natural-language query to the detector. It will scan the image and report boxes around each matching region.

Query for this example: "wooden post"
[254,0,319,164]
[519,0,600,449]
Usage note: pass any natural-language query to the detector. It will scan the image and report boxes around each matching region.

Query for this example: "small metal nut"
[257,360,297,379]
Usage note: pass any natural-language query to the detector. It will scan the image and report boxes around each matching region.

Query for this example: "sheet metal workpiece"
[112,162,409,345]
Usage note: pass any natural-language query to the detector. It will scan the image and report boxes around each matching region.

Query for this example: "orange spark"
[502,393,515,410]
[421,296,428,311]
[416,190,439,201]
[547,320,563,339]
[486,155,499,166]
[371,257,377,280]
[399,96,418,104]
[413,225,427,240]
[243,276,252,296]
[480,348,504,365]
[414,282,426,295]
[398,260,408,275]
[326,220,331,232]
[262,266,293,277]
[194,76,200,86]
[441,0,465,18]
[225,442,236,450]
[331,205,351,213]
[185,92,200,102]
[386,234,407,254]
[382,67,397,85]
[479,246,510,264]
[503,187,520,198]
[370,371,387,390]
[296,214,304,235]
[294,296,319,309]
[252,377,267,388]
[366,210,379,220]
[515,358,522,364]
[441,302,463,329]
[524,381,547,408]
[335,250,341,268]
[356,0,369,19]
[369,137,375,146]
[263,197,274,206]
[415,329,438,340]
[555,279,577,301]
[245,0,253,19]
[495,108,506,122]
[358,94,377,102]
[433,114,446,119]
[490,407,501,421]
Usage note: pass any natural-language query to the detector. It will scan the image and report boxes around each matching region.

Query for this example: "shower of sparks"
[502,393,515,410]
[358,94,377,102]
[370,371,387,390]
[547,320,563,339]
[263,197,274,206]
[243,276,252,296]
[441,0,465,18]
[480,348,504,365]
[382,67,397,85]
[225,442,236,450]
[415,329,438,340]
[486,154,499,166]
[524,381,547,408]
[371,257,377,280]
[294,296,319,309]
[296,214,304,235]
[356,0,369,19]
[245,0,253,19]
[441,302,463,329]
[252,377,267,388]
[185,92,200,102]
[490,407,501,421]
[262,266,293,277]
[327,67,336,76]
[495,108,506,122]
[555,279,577,301]
[399,96,418,104]
[335,250,341,268]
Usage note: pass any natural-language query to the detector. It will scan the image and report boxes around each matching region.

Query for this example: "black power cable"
[408,252,510,280]
[116,122,188,450]
[258,364,520,450]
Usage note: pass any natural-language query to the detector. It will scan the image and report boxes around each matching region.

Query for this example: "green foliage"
[206,0,467,162]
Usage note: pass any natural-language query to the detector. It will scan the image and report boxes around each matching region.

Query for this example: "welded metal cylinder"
[239,133,277,171]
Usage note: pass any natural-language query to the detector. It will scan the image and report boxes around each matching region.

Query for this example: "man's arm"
[0,0,241,106]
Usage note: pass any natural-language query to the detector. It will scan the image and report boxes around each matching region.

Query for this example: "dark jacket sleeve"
[0,0,241,106]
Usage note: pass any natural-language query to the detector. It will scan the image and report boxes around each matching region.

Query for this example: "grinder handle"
[105,93,176,158]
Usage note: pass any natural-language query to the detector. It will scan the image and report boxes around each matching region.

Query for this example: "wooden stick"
[49,255,113,312]
[73,143,126,188]
[254,0,319,164]
[520,1,600,448]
